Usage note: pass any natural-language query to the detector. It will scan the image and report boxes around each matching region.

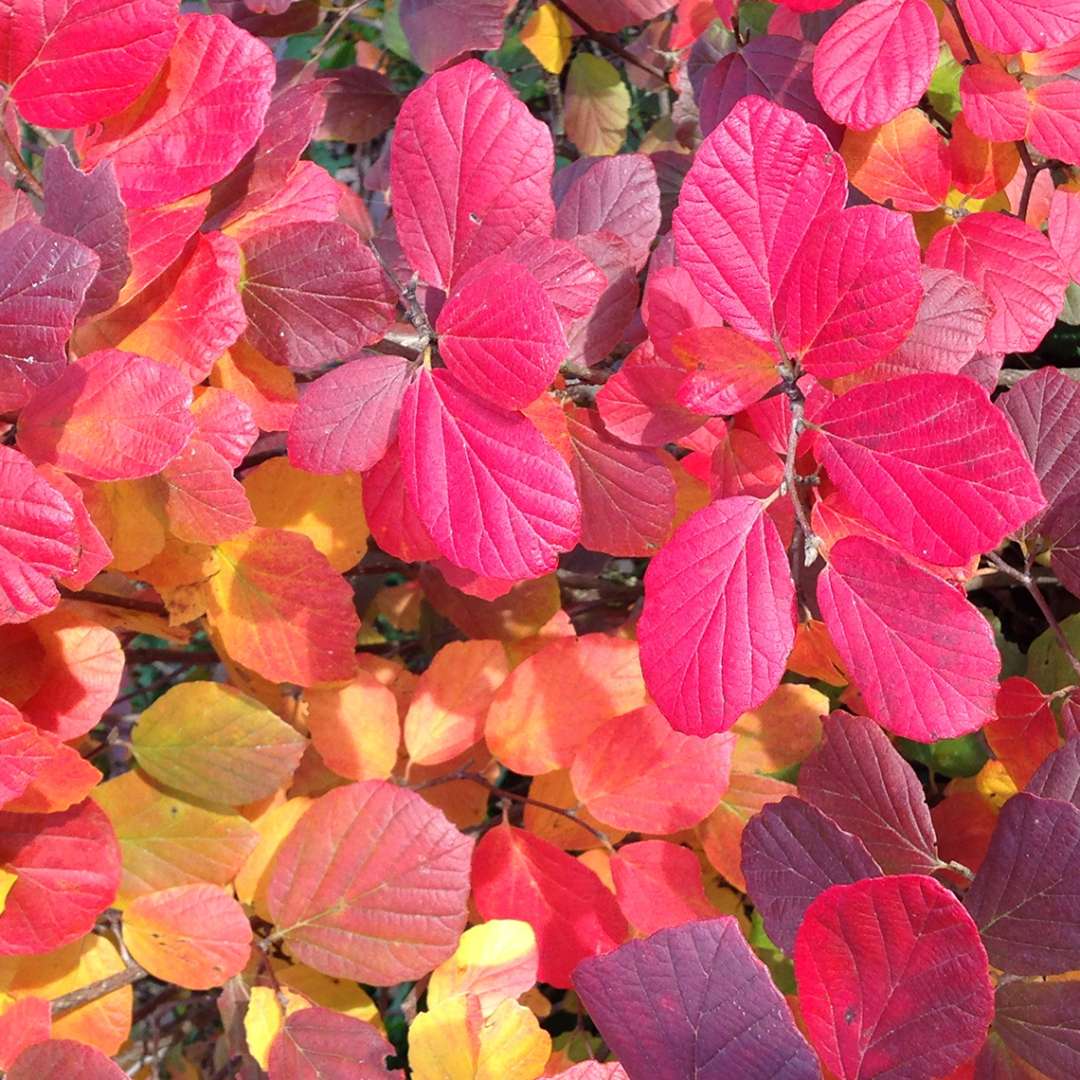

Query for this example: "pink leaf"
[1051,186,1080,281]
[795,875,993,1080]
[1029,78,1080,166]
[611,840,717,935]
[503,237,606,333]
[673,327,779,416]
[925,211,1068,355]
[161,440,255,545]
[956,0,1080,54]
[436,257,567,410]
[288,354,415,475]
[641,265,722,365]
[638,496,796,737]
[391,60,555,290]
[817,537,999,740]
[959,64,1030,143]
[399,370,580,580]
[362,443,441,564]
[1,0,178,128]
[268,1006,401,1079]
[399,0,505,72]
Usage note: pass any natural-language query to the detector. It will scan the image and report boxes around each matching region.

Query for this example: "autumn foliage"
[2,0,1080,1076]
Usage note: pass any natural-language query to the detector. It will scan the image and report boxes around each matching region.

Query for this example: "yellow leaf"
[521,2,573,74]
[410,996,551,1080]
[243,457,369,572]
[975,759,1018,808]
[0,869,16,916]
[565,54,630,156]
[272,959,383,1031]
[84,478,167,571]
[732,683,827,775]
[235,797,313,921]
[428,920,538,1017]
[244,986,283,1070]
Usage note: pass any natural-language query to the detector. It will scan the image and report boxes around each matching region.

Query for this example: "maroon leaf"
[795,875,993,1080]
[1027,740,1080,807]
[267,1006,402,1078]
[741,796,881,954]
[798,711,940,875]
[565,232,640,367]
[994,979,1080,1080]
[1045,495,1080,599]
[573,917,820,1080]
[240,221,395,371]
[504,237,605,333]
[0,221,99,412]
[317,66,400,145]
[964,792,1080,975]
[399,0,505,72]
[287,354,415,474]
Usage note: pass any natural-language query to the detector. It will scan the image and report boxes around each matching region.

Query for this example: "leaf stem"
[943,0,979,64]
[546,0,669,84]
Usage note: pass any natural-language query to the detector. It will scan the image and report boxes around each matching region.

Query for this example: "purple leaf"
[964,793,1080,975]
[741,796,881,954]
[994,979,1080,1080]
[1026,740,1080,808]
[573,917,821,1080]
[398,0,505,73]
[798,711,940,875]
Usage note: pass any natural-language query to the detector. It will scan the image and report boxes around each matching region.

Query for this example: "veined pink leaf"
[818,374,1045,566]
[1050,186,1080,281]
[799,712,940,875]
[813,0,937,130]
[399,369,580,580]
[391,60,555,290]
[956,0,1080,54]
[76,14,275,209]
[795,876,993,1080]
[638,496,796,737]
[674,96,846,344]
[399,0,504,72]
[611,840,717,935]
[566,406,675,557]
[925,211,1068,355]
[959,64,1030,143]
[18,350,195,482]
[436,257,567,410]
[0,221,99,413]
[288,354,415,475]
[573,918,819,1080]
[741,796,881,954]
[161,440,255,544]
[0,0,178,128]
[817,537,999,740]
[0,447,81,625]
[641,265,722,365]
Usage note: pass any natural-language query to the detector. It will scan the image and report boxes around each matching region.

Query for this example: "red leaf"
[818,374,1045,566]
[956,0,1080,54]
[638,496,796,737]
[0,996,49,1071]
[987,678,1060,789]
[240,221,395,372]
[288,353,415,474]
[121,194,210,304]
[399,369,580,580]
[817,537,999,740]
[76,13,275,209]
[472,824,628,987]
[18,350,195,482]
[189,387,258,469]
[0,707,53,807]
[813,0,938,130]
[795,875,993,1080]
[41,148,129,318]
[504,236,606,333]
[361,443,440,564]
[673,326,779,415]
[391,60,555,291]
[741,795,881,953]
[0,221,99,413]
[566,406,675,557]
[574,917,819,1079]
[1050,186,1080,280]
[268,781,473,985]
[317,66,400,145]
[8,1040,126,1080]
[399,0,505,72]
[268,1006,401,1079]
[436,258,567,410]
[0,447,80,625]
[960,64,1030,143]
[0,799,120,955]
[799,712,941,875]
[611,840,717,935]
[1,0,178,128]
[963,793,1080,975]
[641,265,722,365]
[160,440,255,545]
[925,211,1068,354]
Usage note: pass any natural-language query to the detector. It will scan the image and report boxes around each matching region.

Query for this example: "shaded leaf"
[994,979,1080,1080]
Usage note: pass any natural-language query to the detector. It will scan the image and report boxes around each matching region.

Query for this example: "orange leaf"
[523,770,626,852]
[731,683,827,775]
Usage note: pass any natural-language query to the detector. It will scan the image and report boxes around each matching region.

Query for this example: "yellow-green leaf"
[565,54,630,156]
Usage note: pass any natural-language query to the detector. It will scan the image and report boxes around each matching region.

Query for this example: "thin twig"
[51,961,147,1017]
[367,241,434,345]
[944,0,979,64]
[547,0,668,83]
[0,109,43,198]
[59,586,168,616]
[1015,142,1045,224]
[289,0,366,85]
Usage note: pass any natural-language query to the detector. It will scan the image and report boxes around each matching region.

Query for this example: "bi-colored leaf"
[799,712,940,875]
[813,0,938,131]
[485,634,646,775]
[0,800,120,955]
[159,439,254,545]
[76,13,275,209]
[122,883,251,990]
[472,825,628,988]
[956,0,1080,54]
[8,1040,126,1080]
[574,917,819,1080]
[964,792,1080,975]
[741,796,881,954]
[131,681,306,805]
[234,797,312,922]
[18,350,195,483]
[794,875,993,1080]
[287,354,415,475]
[817,537,999,740]
[0,707,53,807]
[267,1006,401,1079]
[268,781,473,985]
[565,54,630,157]
[391,60,555,291]
[399,368,580,581]
[0,221,99,412]
[673,326,779,416]
[610,840,716,935]
[818,374,1045,566]
[0,0,178,128]
[638,496,796,737]
[206,526,360,686]
[570,704,733,833]
[436,258,567,410]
